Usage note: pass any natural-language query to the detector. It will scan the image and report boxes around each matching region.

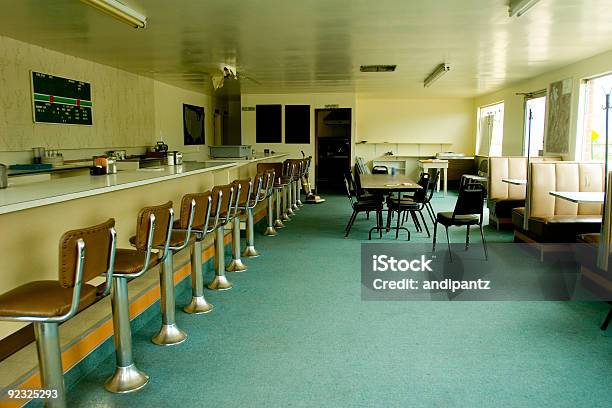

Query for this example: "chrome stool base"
[208,274,233,290]
[226,258,248,272]
[183,296,214,314]
[286,207,295,216]
[263,226,277,236]
[105,364,149,394]
[152,324,187,346]
[242,245,260,257]
[273,219,286,228]
[281,213,291,221]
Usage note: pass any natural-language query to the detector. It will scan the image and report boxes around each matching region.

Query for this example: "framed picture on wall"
[256,104,282,143]
[183,104,205,145]
[285,105,310,144]
[544,78,572,155]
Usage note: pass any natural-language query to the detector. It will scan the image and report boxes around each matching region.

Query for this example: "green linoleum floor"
[58,192,611,407]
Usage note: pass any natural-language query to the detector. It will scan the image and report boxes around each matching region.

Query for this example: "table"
[359,174,421,240]
[502,178,527,185]
[418,160,448,196]
[549,191,605,203]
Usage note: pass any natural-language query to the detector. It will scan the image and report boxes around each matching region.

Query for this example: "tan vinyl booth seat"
[487,156,560,229]
[512,161,604,242]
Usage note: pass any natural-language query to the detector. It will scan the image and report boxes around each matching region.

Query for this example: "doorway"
[315,108,351,192]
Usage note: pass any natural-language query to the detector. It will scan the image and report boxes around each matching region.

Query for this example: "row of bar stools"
[257,162,287,229]
[0,219,117,407]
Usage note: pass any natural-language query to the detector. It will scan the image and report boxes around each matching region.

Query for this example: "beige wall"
[0,34,213,163]
[241,93,358,185]
[474,48,612,159]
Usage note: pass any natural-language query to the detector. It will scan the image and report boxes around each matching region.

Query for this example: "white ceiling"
[0,0,611,97]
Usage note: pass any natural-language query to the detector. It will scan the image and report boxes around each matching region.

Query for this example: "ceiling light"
[423,63,450,88]
[80,0,147,28]
[508,0,541,17]
[360,65,397,73]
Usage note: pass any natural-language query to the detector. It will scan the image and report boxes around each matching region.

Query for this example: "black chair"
[385,173,431,239]
[343,172,384,238]
[372,165,389,174]
[432,181,487,261]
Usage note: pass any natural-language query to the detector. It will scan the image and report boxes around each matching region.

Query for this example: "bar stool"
[226,178,251,272]
[296,159,307,207]
[174,192,215,314]
[106,204,171,392]
[257,163,286,229]
[207,183,239,290]
[261,169,277,236]
[0,219,116,407]
[136,201,197,346]
[283,161,297,217]
[242,172,265,257]
[284,159,302,212]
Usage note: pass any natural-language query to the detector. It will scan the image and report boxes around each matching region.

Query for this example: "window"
[256,105,282,143]
[581,73,612,161]
[477,102,504,156]
[285,105,310,144]
[523,95,546,156]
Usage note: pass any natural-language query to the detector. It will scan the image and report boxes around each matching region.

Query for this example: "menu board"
[31,71,93,125]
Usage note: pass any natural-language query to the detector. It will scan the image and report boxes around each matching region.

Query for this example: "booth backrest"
[489,156,561,201]
[528,161,604,218]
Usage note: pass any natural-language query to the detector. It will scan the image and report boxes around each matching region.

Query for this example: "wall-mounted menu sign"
[31,71,93,125]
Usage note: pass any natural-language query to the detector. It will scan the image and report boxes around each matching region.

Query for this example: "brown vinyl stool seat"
[129,231,195,248]
[0,219,117,408]
[113,249,160,275]
[0,281,98,318]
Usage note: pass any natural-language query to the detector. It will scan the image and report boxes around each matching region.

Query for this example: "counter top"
[0,153,289,215]
[0,161,232,215]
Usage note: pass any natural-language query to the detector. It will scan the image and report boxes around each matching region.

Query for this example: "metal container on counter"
[167,151,183,166]
[209,145,252,159]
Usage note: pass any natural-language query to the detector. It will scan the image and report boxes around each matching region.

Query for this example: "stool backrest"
[180,191,212,231]
[251,172,266,203]
[59,218,117,294]
[283,160,297,179]
[211,183,236,226]
[134,201,174,251]
[232,179,252,208]
[263,169,275,197]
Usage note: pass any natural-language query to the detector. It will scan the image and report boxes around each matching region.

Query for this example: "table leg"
[443,168,448,197]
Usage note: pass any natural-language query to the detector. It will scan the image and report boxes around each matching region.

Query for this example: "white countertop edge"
[0,162,237,215]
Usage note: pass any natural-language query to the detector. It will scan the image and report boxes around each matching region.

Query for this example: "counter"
[0,152,288,340]
[0,153,288,215]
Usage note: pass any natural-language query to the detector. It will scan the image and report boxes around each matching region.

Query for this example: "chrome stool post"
[281,184,292,221]
[262,170,278,236]
[274,186,286,228]
[286,179,295,216]
[292,178,300,211]
[242,173,265,257]
[174,192,215,314]
[34,322,66,407]
[208,183,238,290]
[227,180,248,272]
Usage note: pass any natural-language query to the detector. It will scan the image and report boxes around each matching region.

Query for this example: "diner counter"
[0,153,288,215]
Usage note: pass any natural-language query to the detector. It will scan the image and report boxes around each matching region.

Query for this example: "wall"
[474,48,612,159]
[354,97,475,164]
[0,34,214,164]
[241,93,358,186]
[153,81,214,162]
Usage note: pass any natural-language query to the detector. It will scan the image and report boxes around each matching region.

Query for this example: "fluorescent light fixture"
[80,0,147,28]
[423,63,450,88]
[508,0,541,17]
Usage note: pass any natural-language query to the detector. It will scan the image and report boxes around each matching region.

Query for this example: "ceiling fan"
[211,64,261,90]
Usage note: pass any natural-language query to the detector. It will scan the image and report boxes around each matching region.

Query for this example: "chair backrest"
[372,165,389,174]
[263,169,275,197]
[283,160,298,179]
[453,182,486,219]
[343,171,356,204]
[59,218,116,289]
[134,201,173,251]
[179,191,212,231]
[355,157,370,175]
[251,172,266,203]
[411,172,431,203]
[425,169,440,204]
[211,184,236,226]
